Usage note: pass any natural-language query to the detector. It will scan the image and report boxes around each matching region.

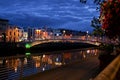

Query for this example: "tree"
[100,0,120,40]
[80,0,105,37]
[80,0,120,40]
[80,0,104,4]
[91,17,104,36]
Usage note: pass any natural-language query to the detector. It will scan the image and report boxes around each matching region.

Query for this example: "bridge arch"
[29,39,101,47]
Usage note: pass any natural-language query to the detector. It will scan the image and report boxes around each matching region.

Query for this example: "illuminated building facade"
[22,32,28,41]
[35,28,49,40]
[6,26,24,42]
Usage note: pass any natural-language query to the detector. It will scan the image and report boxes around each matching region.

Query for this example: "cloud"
[58,21,94,32]
[0,0,99,32]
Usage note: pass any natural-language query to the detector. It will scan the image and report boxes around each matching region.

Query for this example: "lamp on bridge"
[86,31,89,40]
[63,30,66,39]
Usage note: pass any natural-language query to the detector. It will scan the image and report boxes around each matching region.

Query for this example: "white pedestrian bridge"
[28,39,101,47]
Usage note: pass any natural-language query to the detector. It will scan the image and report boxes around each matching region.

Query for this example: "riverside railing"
[94,54,120,80]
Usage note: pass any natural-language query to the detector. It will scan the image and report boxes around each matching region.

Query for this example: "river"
[0,48,101,80]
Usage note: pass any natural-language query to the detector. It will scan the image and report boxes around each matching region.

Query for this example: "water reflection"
[0,48,100,80]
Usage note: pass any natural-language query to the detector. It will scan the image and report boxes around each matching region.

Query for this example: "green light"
[25,53,31,55]
[25,44,31,48]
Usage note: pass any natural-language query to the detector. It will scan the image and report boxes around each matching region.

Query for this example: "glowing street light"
[86,31,89,34]
[63,30,66,39]
[63,30,65,33]
[86,31,89,40]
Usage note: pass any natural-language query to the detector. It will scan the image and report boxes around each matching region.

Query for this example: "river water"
[0,48,101,80]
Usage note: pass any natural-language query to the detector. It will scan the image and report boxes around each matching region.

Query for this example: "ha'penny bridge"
[29,39,101,47]
[24,36,116,48]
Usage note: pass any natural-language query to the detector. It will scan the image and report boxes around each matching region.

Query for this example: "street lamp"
[86,31,89,40]
[63,30,65,39]
[63,30,65,34]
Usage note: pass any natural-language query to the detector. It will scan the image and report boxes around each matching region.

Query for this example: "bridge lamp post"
[63,30,66,39]
[86,31,89,40]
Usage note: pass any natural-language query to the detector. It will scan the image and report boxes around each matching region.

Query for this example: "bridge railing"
[93,54,120,80]
[30,38,101,47]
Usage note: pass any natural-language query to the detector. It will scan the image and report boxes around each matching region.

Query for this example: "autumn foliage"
[100,0,120,39]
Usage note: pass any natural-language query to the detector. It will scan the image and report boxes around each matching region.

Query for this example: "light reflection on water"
[0,48,100,80]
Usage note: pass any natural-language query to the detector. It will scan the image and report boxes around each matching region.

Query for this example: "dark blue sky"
[0,0,99,32]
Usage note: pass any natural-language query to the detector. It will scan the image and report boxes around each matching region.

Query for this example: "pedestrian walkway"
[21,55,100,80]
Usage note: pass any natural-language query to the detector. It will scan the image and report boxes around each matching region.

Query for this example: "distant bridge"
[28,39,101,47]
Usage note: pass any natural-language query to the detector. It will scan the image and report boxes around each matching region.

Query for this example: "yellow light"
[14,67,17,72]
[55,62,62,66]
[15,27,18,30]
[43,54,45,58]
[87,50,90,54]
[36,29,41,33]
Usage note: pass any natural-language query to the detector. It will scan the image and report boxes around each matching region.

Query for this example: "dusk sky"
[0,0,99,32]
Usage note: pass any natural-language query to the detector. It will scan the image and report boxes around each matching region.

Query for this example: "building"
[6,26,24,42]
[27,27,36,41]
[34,28,49,40]
[34,28,42,40]
[0,18,9,42]
[22,32,28,41]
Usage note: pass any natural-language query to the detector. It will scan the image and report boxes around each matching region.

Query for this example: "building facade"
[27,27,35,41]
[34,28,49,40]
[22,32,28,41]
[6,26,24,42]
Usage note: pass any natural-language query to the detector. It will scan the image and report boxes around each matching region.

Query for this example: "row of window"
[9,31,23,37]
